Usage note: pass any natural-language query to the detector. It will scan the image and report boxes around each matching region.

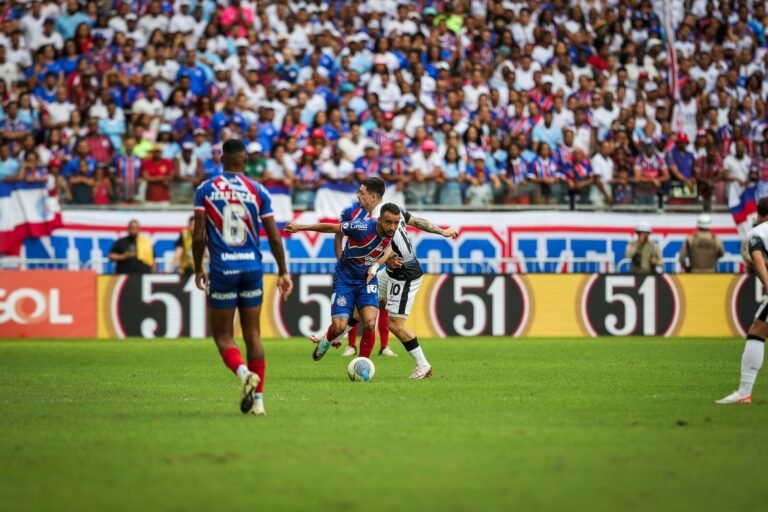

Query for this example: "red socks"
[348,324,358,347]
[359,330,376,358]
[221,346,245,374]
[248,360,265,393]
[378,310,389,348]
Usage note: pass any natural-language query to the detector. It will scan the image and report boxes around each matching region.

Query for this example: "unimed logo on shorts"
[0,271,96,338]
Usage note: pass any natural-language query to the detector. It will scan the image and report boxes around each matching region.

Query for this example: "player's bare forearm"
[284,222,341,234]
[192,211,207,273]
[376,246,393,266]
[334,232,343,260]
[752,251,768,292]
[263,216,288,275]
[408,215,457,238]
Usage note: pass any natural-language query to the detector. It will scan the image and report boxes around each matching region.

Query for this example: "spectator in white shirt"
[591,140,616,206]
[409,139,443,206]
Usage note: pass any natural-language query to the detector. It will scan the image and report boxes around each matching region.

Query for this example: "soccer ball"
[347,357,376,382]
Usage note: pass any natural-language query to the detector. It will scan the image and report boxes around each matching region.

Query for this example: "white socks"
[409,346,429,368]
[236,365,251,383]
[738,339,764,396]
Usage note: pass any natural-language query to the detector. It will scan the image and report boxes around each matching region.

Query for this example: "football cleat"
[240,373,261,413]
[409,365,433,380]
[312,337,332,361]
[379,346,397,357]
[342,346,357,357]
[251,399,266,416]
[715,391,752,404]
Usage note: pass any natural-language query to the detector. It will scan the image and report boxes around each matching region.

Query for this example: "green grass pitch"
[1,337,767,512]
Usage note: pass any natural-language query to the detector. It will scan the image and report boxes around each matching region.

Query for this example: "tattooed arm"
[407,215,459,239]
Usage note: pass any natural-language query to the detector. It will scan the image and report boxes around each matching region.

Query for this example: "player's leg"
[238,271,267,415]
[357,305,379,358]
[386,276,431,378]
[376,271,395,356]
[716,302,768,404]
[312,280,354,360]
[342,325,358,356]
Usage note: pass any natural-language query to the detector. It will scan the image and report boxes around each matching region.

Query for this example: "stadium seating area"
[0,0,766,211]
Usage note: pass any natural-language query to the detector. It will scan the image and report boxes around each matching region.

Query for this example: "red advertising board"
[0,271,97,338]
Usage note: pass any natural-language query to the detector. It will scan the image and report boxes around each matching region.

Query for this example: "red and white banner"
[0,181,62,255]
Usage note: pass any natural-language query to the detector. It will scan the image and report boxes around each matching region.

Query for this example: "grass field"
[1,337,767,512]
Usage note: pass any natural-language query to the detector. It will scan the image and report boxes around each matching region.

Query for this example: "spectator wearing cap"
[142,143,174,206]
[172,141,200,202]
[157,124,180,160]
[369,111,404,159]
[626,222,661,274]
[245,142,267,181]
[633,138,670,206]
[678,214,724,273]
[666,132,697,199]
[55,0,93,41]
[410,139,444,206]
[293,146,322,209]
[201,145,224,180]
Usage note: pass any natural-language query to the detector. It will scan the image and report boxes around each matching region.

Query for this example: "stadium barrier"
[16,210,743,274]
[0,272,759,339]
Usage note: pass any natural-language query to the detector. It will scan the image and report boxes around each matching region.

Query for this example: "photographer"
[678,214,724,273]
[626,222,662,274]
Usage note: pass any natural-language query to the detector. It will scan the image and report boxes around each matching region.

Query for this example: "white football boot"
[715,391,752,404]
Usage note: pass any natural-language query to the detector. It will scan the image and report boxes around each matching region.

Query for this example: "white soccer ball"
[347,357,376,382]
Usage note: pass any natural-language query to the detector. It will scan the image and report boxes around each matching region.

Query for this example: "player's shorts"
[331,274,379,318]
[385,275,422,318]
[208,270,263,309]
[377,269,389,302]
[755,297,768,321]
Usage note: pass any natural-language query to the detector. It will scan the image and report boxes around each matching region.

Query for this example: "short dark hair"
[361,177,385,198]
[758,197,768,217]
[380,203,401,217]
[222,139,245,156]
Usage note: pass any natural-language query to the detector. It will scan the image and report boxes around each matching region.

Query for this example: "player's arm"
[406,214,459,238]
[192,210,208,290]
[366,245,393,284]
[334,232,343,259]
[284,222,342,234]
[263,216,294,300]
[749,236,768,291]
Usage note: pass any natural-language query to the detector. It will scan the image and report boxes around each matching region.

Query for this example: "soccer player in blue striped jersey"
[285,203,401,361]
[193,139,293,416]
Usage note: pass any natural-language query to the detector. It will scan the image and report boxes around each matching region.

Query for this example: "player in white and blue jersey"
[193,139,293,416]
[285,202,401,361]
[334,201,369,355]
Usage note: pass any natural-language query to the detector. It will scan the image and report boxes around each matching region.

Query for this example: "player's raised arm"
[263,216,294,300]
[192,209,208,290]
[284,222,342,234]
[406,214,459,238]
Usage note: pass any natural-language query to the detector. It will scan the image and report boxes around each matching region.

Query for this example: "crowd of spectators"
[0,0,767,210]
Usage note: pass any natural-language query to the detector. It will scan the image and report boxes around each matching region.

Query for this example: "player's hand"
[386,256,403,269]
[366,263,380,283]
[442,227,459,239]
[277,274,293,300]
[195,271,208,291]
[284,222,300,233]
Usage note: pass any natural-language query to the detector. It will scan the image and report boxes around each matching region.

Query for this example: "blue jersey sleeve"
[340,219,373,240]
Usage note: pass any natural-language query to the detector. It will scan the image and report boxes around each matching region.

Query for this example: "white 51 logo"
[0,288,73,325]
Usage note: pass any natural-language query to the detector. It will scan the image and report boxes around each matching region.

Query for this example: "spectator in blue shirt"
[0,143,21,181]
[63,140,98,178]
[176,50,209,99]
[531,109,563,153]
[55,0,93,41]
[210,97,247,142]
[666,132,697,191]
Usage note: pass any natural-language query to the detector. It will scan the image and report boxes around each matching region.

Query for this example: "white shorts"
[385,275,422,318]
[755,297,768,321]
[377,269,389,303]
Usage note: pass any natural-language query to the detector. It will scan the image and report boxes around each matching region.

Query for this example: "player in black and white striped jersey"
[363,177,458,379]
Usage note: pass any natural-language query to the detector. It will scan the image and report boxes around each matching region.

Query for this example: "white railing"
[0,255,747,274]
